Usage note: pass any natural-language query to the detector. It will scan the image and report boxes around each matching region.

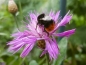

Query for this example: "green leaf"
[29,60,39,65]
[0,58,4,62]
[52,37,68,65]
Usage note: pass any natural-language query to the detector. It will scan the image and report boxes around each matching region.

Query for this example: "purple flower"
[7,11,75,60]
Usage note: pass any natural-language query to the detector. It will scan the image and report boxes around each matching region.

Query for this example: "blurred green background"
[0,0,86,65]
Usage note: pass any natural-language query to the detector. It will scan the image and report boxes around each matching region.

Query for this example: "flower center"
[37,40,45,49]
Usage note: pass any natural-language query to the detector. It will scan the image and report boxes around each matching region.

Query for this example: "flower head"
[7,11,75,60]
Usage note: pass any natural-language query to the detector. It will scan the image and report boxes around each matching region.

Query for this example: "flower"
[7,11,75,60]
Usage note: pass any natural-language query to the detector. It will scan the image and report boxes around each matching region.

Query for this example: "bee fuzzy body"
[37,13,55,33]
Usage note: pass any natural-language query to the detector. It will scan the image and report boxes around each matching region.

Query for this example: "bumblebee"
[37,13,55,49]
[37,13,55,33]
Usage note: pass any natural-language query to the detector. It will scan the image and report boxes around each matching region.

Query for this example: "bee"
[37,13,55,33]
[37,13,55,49]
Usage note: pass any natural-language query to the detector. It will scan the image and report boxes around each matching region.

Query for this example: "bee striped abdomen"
[45,22,55,32]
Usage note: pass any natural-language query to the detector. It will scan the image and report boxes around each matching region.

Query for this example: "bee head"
[37,13,54,27]
[37,13,45,21]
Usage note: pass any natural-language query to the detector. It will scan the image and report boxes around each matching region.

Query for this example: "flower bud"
[8,0,18,14]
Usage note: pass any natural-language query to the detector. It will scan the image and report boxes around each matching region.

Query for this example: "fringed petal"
[29,13,37,22]
[54,11,60,22]
[49,10,55,20]
[45,38,59,60]
[8,42,25,54]
[20,42,35,58]
[51,11,72,33]
[53,29,75,37]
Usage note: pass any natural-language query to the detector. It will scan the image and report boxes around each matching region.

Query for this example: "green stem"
[19,0,23,20]
[45,54,50,65]
[38,56,46,65]
[19,57,26,65]
[13,15,20,31]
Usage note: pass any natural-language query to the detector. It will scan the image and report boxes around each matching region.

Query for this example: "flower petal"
[45,40,55,58]
[8,36,34,45]
[49,38,59,57]
[54,11,60,21]
[57,11,72,27]
[40,50,47,57]
[29,13,37,22]
[20,42,35,58]
[45,39,59,60]
[53,29,75,37]
[49,10,55,19]
[51,11,72,33]
[12,30,32,39]
[8,42,25,54]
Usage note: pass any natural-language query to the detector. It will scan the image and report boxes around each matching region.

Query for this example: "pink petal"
[45,40,55,58]
[20,43,35,58]
[53,29,75,37]
[29,13,37,22]
[8,42,25,54]
[54,11,60,21]
[50,11,72,33]
[12,30,32,39]
[45,39,59,60]
[49,39,59,57]
[40,50,47,57]
[49,10,55,19]
[57,11,72,28]
[7,39,23,45]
